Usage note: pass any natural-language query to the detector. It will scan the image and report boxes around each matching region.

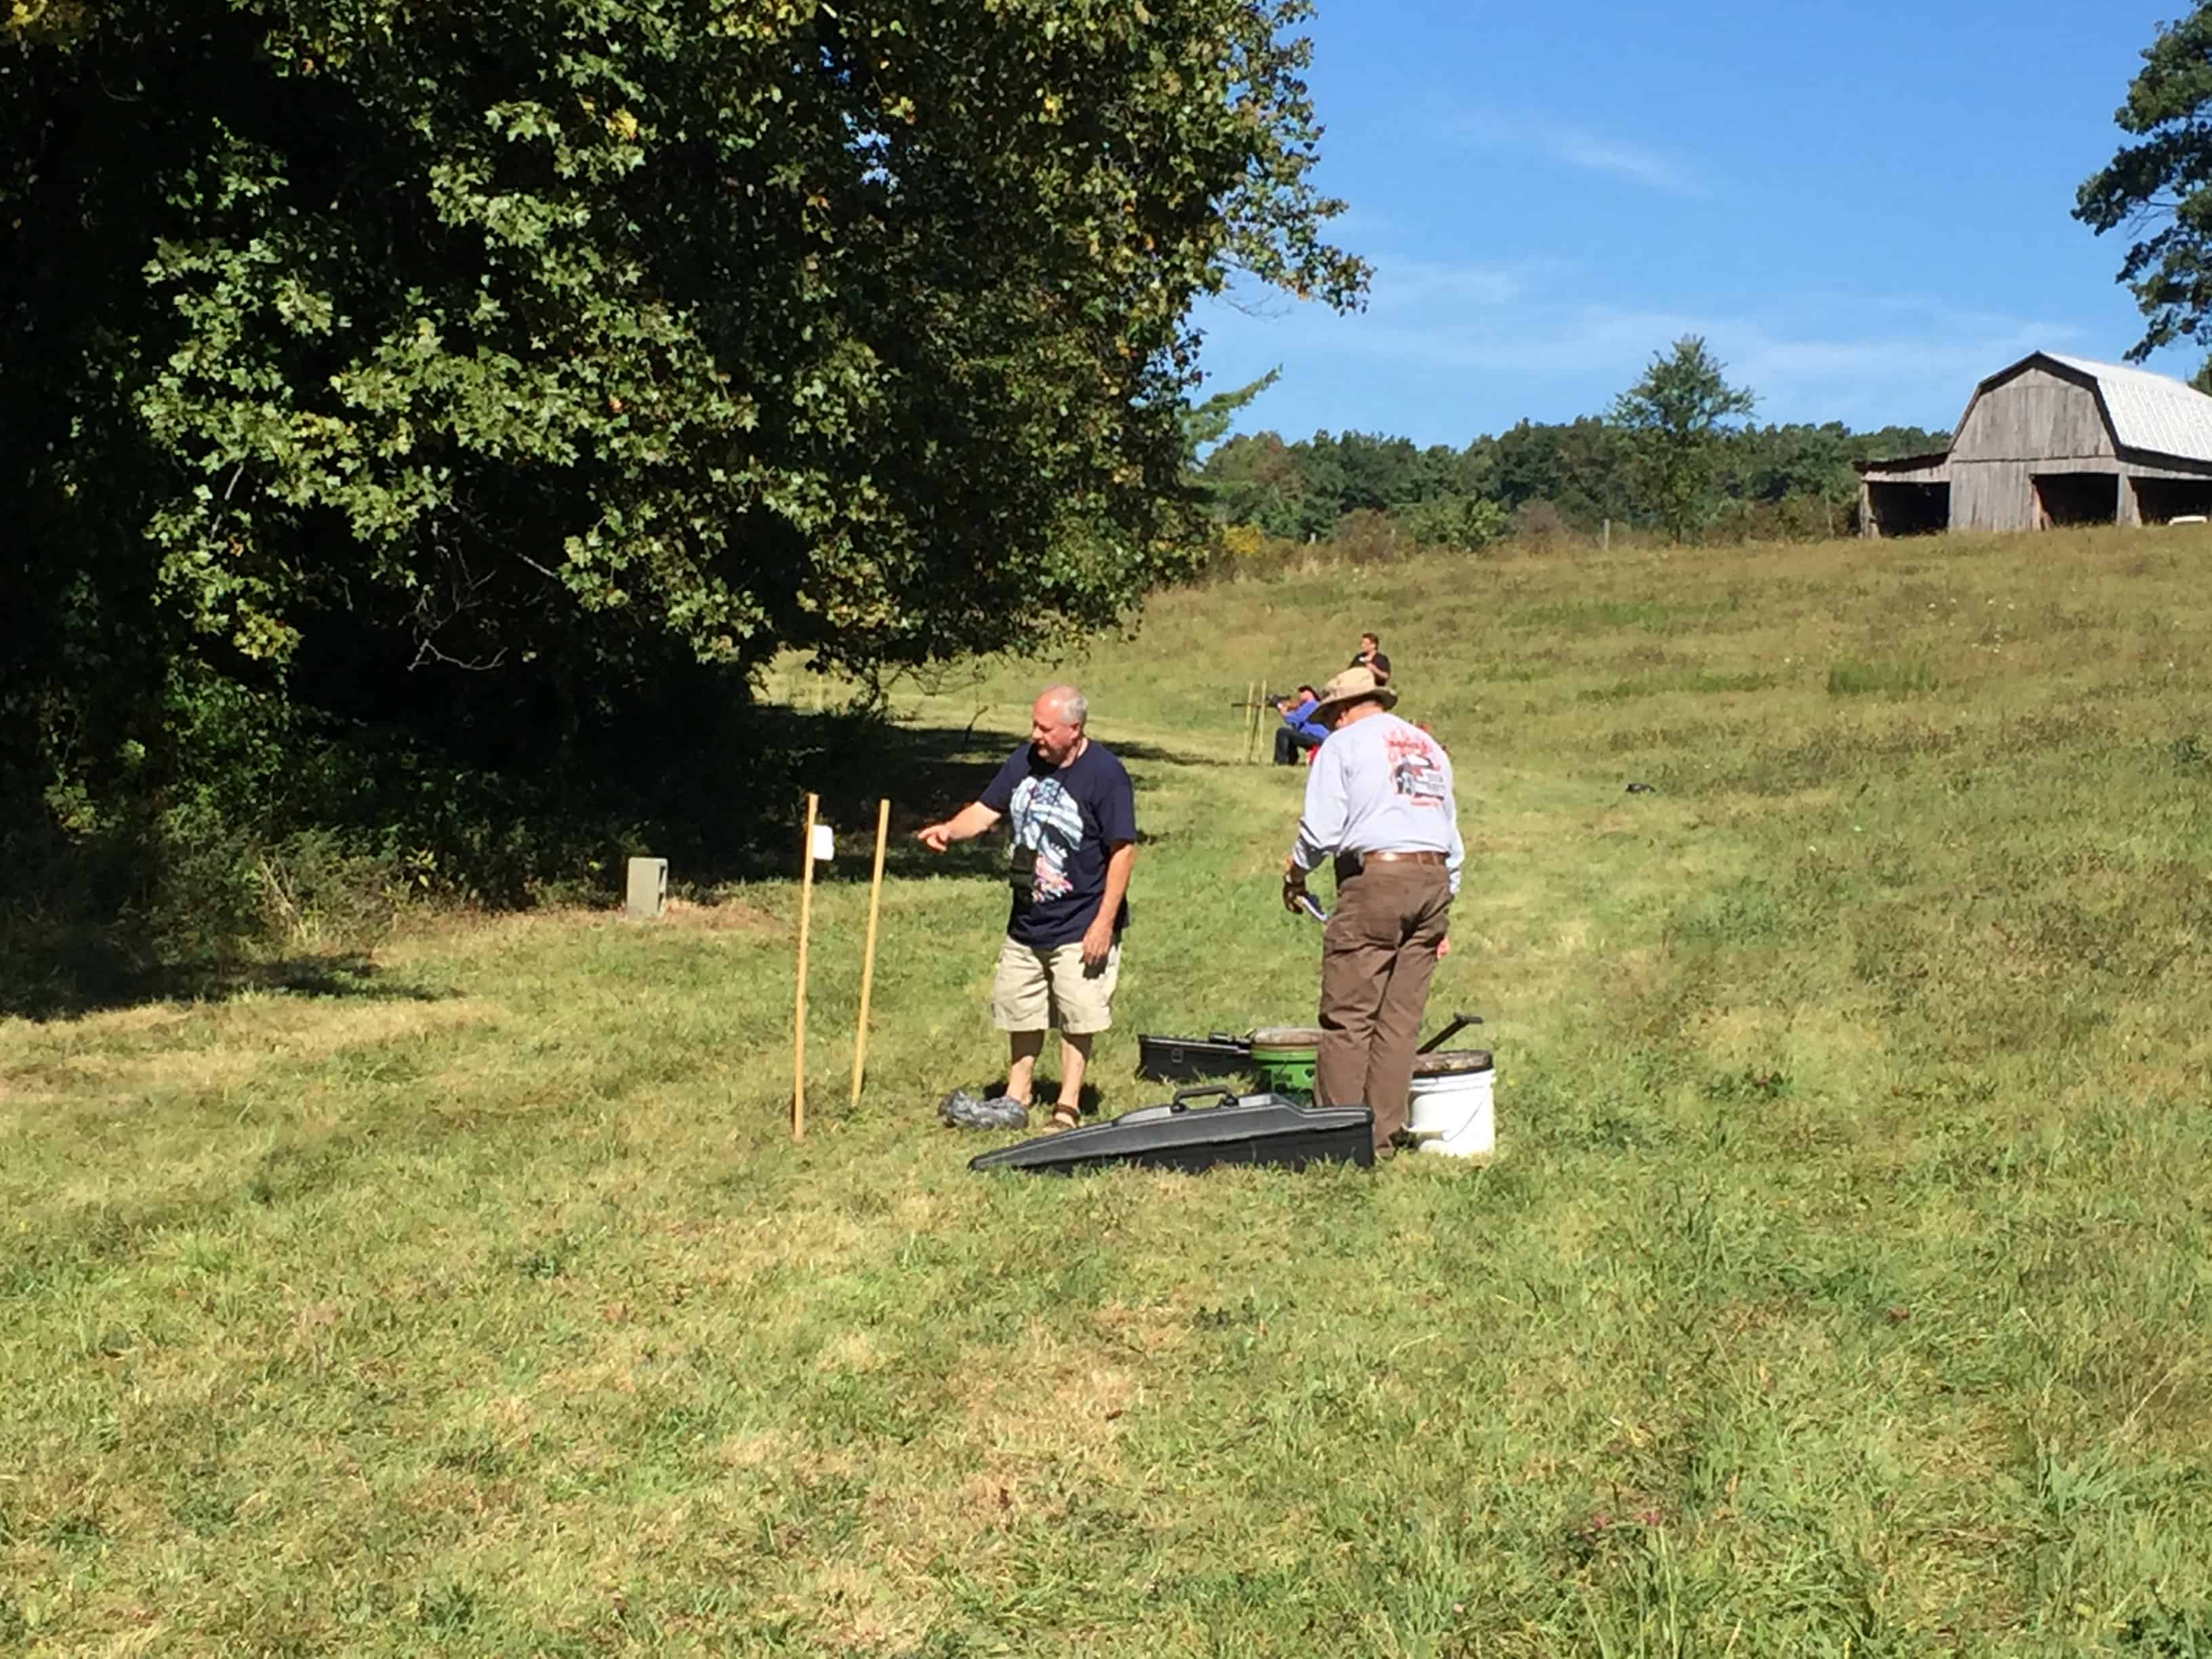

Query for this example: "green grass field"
[7,526,2212,1655]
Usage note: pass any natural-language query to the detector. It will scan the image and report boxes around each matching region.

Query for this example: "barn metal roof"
[2040,352,2212,465]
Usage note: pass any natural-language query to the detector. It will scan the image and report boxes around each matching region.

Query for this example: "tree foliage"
[1609,335,1757,544]
[2,0,1364,907]
[1197,410,1946,550]
[2076,5,2212,359]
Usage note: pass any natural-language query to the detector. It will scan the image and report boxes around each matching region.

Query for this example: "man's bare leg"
[1005,1030,1045,1105]
[1056,1032,1094,1118]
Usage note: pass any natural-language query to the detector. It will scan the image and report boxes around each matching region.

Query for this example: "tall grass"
[1827,656,1938,696]
[5,524,2212,1654]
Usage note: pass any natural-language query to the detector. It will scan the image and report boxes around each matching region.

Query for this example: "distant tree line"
[1199,411,1950,550]
[1197,337,1948,552]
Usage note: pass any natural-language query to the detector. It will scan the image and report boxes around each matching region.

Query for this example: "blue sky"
[1197,0,2193,446]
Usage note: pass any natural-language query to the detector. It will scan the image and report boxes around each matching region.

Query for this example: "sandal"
[1044,1105,1082,1134]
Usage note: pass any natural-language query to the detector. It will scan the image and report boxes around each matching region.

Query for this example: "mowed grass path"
[7,528,2212,1656]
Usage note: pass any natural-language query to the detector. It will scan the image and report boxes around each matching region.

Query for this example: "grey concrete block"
[626,857,668,920]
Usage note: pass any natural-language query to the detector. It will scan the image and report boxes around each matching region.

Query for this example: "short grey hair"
[1040,684,1088,726]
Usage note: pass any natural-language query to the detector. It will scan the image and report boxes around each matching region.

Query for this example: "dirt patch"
[661,897,782,933]
[958,1324,1139,1467]
[814,1330,888,1375]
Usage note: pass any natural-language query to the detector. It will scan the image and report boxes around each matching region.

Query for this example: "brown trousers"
[1315,863,1453,1151]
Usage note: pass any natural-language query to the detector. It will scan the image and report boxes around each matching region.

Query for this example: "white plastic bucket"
[1407,1059,1494,1158]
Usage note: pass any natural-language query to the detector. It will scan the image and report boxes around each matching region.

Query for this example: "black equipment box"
[1135,1032,1253,1082]
[969,1086,1374,1177]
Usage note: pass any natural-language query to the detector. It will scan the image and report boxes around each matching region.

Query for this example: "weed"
[417,1582,480,1633]
[43,1513,105,1549]
[2123,1603,2212,1655]
[1827,656,1938,695]
[1709,1067,1792,1102]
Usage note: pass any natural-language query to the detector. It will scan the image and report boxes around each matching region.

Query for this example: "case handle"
[1418,1011,1484,1054]
[1169,1084,1236,1113]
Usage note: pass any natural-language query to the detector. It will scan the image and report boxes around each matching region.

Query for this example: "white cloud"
[1198,270,2085,438]
[1544,129,1702,197]
[1366,254,1538,310]
[1458,110,1706,197]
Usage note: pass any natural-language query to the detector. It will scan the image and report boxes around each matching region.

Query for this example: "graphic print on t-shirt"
[1386,730,1450,810]
[1009,774,1086,901]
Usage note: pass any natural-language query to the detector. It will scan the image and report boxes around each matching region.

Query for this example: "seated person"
[1273,684,1327,765]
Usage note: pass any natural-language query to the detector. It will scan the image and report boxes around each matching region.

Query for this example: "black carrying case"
[968,1086,1374,1176]
[1135,1031,1253,1082]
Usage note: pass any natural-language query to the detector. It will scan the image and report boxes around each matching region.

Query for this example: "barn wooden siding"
[1860,358,2212,536]
[1947,367,2119,531]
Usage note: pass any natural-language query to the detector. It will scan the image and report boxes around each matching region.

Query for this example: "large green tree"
[3,0,1364,863]
[2076,5,2212,357]
[1609,336,1757,544]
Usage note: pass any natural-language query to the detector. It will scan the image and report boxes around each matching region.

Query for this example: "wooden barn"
[1857,352,2212,536]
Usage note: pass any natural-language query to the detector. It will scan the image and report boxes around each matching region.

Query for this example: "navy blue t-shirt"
[978,740,1136,948]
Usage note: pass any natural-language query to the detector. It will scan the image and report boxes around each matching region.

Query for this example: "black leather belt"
[1334,849,1448,882]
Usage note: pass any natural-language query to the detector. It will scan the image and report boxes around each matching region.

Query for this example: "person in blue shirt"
[916,685,1136,1131]
[1272,684,1327,765]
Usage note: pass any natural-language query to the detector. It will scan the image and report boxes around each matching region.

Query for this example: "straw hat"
[1311,663,1397,720]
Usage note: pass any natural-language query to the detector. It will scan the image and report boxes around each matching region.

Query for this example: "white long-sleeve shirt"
[1288,713,1464,896]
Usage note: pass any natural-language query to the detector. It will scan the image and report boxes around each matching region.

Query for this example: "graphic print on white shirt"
[1009,774,1085,901]
[1386,730,1450,810]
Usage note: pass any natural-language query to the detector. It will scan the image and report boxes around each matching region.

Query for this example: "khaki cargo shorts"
[991,935,1120,1034]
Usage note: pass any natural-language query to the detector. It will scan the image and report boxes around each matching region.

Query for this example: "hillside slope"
[7,526,2211,1654]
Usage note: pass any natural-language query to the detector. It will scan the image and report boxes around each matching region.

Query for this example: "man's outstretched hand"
[916,822,954,853]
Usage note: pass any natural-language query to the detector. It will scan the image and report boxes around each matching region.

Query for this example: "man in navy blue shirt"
[917,685,1136,1130]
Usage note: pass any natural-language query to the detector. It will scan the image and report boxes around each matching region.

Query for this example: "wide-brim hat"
[1312,663,1397,720]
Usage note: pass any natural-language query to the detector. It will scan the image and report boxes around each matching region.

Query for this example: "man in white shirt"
[1280,664,1463,1155]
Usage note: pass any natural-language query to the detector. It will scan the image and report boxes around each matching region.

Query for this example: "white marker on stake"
[792,793,819,1142]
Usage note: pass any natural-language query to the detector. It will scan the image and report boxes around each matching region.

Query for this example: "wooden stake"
[850,798,890,1109]
[792,792,819,1141]
[1248,679,1269,763]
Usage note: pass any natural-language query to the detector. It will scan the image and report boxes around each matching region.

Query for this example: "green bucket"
[1248,1026,1323,1103]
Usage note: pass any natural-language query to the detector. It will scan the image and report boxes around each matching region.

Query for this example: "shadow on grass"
[1,942,453,1023]
[714,710,1216,886]
[1,703,1214,1019]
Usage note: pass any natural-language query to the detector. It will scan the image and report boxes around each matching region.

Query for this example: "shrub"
[1405,493,1511,552]
[1332,508,1408,565]
[1511,499,1573,552]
